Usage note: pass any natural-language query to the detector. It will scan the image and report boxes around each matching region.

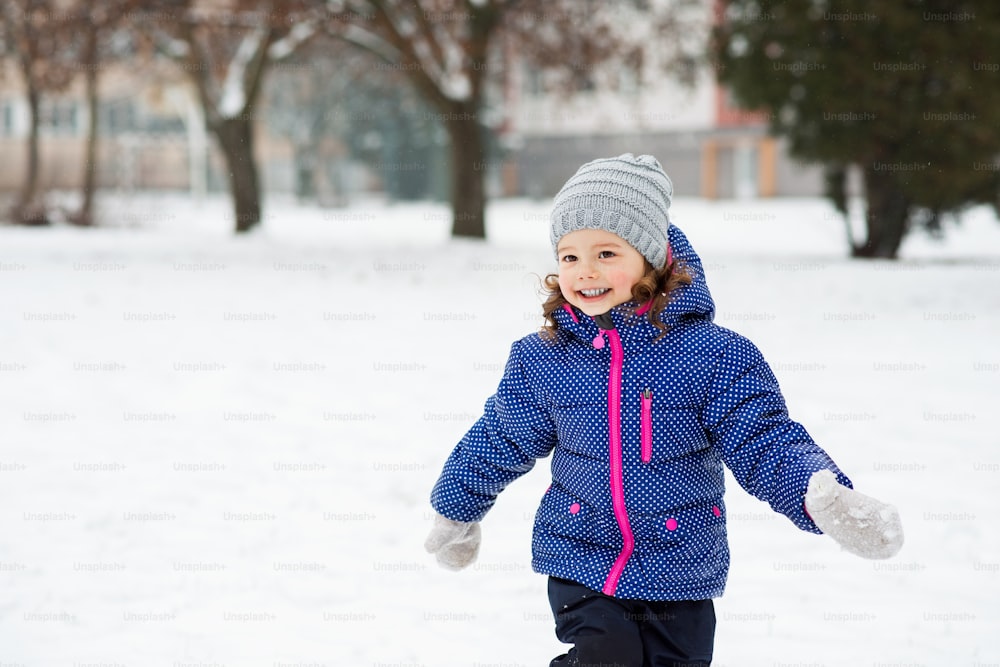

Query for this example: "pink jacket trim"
[602,327,634,596]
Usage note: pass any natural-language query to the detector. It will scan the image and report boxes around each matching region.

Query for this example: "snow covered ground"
[1,192,998,667]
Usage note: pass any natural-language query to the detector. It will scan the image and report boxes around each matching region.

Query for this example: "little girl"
[425,154,903,667]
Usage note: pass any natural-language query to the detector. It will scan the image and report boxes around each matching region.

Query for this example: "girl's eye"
[599,250,616,259]
[561,254,577,263]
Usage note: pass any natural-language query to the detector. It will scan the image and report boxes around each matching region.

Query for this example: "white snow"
[409,35,473,103]
[338,24,406,70]
[1,193,998,666]
[218,27,269,118]
[268,22,317,61]
[440,38,472,102]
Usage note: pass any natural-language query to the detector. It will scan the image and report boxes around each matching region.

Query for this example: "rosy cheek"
[605,270,630,291]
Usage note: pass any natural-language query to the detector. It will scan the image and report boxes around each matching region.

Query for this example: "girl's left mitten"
[424,513,481,571]
[805,469,904,560]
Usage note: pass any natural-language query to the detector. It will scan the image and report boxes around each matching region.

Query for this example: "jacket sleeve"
[700,333,853,533]
[430,339,557,522]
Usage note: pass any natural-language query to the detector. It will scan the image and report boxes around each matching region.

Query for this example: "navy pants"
[547,577,715,667]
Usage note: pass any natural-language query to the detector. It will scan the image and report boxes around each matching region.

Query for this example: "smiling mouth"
[578,288,611,299]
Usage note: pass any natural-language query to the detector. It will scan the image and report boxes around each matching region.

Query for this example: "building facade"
[0,23,825,203]
[502,49,825,201]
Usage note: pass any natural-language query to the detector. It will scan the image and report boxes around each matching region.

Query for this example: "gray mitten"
[424,513,481,571]
[805,469,904,560]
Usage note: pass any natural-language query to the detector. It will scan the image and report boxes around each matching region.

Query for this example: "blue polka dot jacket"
[430,224,853,601]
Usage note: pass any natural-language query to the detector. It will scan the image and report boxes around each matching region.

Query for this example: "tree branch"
[239,26,276,116]
[410,0,447,75]
[326,6,451,110]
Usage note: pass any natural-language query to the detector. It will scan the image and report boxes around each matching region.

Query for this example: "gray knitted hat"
[550,153,673,269]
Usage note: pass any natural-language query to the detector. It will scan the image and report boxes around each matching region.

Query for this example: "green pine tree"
[714,0,1000,258]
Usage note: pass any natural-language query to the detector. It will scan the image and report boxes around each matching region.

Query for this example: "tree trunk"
[854,164,910,259]
[13,85,46,225]
[445,101,487,238]
[212,115,261,233]
[75,28,100,227]
[23,87,41,206]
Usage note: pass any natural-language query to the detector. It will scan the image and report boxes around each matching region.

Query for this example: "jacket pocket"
[643,402,711,462]
[640,388,652,463]
[532,484,603,560]
[637,503,729,590]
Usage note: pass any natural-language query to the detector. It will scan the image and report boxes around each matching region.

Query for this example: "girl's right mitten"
[424,513,481,571]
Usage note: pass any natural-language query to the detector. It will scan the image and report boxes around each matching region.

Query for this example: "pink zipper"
[640,388,652,464]
[602,327,634,597]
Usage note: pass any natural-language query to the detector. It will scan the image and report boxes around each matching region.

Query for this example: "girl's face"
[556,228,647,317]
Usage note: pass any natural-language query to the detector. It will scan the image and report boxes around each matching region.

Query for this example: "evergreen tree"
[714,0,1000,258]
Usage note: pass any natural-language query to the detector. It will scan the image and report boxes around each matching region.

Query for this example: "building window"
[40,100,78,136]
[734,143,759,199]
[1,101,12,137]
[573,68,595,93]
[618,50,642,96]
[101,98,137,135]
[523,65,543,96]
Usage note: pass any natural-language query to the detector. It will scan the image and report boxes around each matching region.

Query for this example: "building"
[501,35,825,200]
[0,12,825,204]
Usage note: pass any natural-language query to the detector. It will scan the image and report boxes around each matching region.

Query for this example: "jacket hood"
[551,223,715,340]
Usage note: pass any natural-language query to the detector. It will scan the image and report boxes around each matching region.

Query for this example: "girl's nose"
[576,259,598,279]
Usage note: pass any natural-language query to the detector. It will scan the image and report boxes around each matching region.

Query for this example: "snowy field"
[1,191,999,667]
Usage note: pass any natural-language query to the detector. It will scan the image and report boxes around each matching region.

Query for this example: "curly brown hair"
[539,259,692,342]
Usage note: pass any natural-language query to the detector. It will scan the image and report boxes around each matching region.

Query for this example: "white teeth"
[581,288,610,297]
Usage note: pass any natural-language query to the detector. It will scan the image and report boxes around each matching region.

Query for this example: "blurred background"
[1,1,998,666]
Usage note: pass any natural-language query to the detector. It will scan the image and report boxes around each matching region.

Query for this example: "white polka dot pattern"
[430,225,853,601]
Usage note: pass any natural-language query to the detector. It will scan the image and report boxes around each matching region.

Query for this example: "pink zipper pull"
[640,388,652,463]
[592,334,604,349]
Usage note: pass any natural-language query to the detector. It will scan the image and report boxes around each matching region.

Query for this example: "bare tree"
[324,0,701,239]
[72,7,100,226]
[63,0,143,226]
[0,0,77,224]
[261,39,363,203]
[146,0,319,232]
[262,38,438,206]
